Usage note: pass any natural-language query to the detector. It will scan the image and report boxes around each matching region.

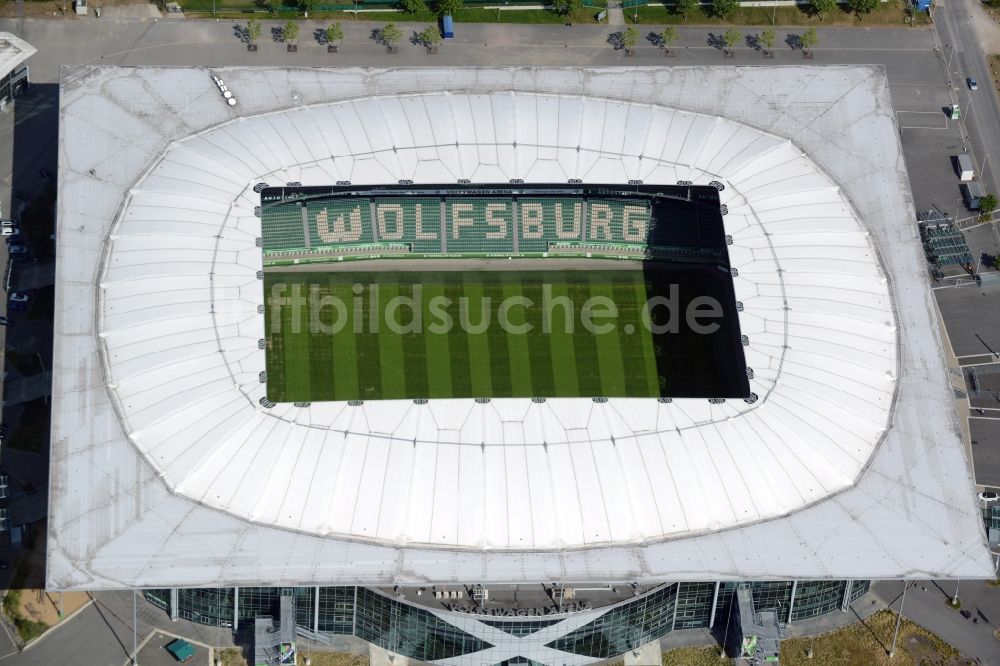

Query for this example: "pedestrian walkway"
[607,0,625,25]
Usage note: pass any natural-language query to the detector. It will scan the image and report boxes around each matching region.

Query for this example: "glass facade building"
[147,580,870,664]
[0,62,29,109]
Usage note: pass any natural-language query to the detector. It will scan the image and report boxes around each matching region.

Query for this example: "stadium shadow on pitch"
[637,259,749,400]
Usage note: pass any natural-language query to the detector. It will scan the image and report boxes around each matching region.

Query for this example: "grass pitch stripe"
[330,280,359,402]
[500,274,534,398]
[264,277,287,400]
[399,282,430,400]
[519,280,556,398]
[306,283,336,400]
[546,280,584,398]
[376,282,408,399]
[586,279,627,397]
[443,279,474,398]
[617,279,660,397]
[565,277,603,397]
[281,288,312,401]
[482,274,513,398]
[355,288,383,400]
[462,275,494,398]
[421,280,453,399]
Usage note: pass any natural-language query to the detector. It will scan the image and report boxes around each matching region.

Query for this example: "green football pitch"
[264,269,668,402]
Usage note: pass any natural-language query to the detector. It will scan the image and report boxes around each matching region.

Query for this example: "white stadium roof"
[49,65,993,590]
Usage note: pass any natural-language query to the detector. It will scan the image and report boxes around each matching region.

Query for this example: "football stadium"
[261,183,747,402]
[50,65,993,664]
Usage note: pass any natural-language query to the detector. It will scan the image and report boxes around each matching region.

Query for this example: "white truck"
[957,153,975,181]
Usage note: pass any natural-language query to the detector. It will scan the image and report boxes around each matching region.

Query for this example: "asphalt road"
[937,0,1000,201]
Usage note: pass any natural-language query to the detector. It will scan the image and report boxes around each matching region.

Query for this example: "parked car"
[0,226,18,237]
[9,293,28,303]
[0,317,14,326]
[968,77,978,91]
[7,302,26,313]
[7,245,27,256]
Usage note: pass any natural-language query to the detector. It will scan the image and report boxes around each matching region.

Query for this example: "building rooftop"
[0,32,35,79]
[48,65,993,589]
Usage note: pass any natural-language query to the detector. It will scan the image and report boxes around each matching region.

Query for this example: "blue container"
[442,15,454,39]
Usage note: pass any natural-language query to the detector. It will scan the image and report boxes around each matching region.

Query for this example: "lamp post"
[133,589,138,665]
[952,579,961,607]
[888,581,908,658]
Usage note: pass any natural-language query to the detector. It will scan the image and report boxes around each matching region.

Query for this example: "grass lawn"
[1,530,49,644]
[296,652,370,666]
[265,263,745,402]
[203,7,602,22]
[265,269,665,401]
[662,646,722,665]
[332,6,601,22]
[632,0,928,26]
[780,609,975,665]
[988,54,1000,102]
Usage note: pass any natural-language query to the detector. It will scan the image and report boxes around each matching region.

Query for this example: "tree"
[980,193,998,220]
[809,0,836,20]
[759,28,775,53]
[381,22,402,48]
[675,0,697,20]
[325,21,343,45]
[800,27,818,51]
[622,25,639,51]
[712,0,739,20]
[246,17,262,46]
[300,0,317,14]
[283,19,300,44]
[266,0,281,14]
[418,25,442,46]
[552,0,582,17]
[848,0,877,19]
[400,0,427,12]
[436,0,463,15]
[723,26,741,52]
[660,26,678,51]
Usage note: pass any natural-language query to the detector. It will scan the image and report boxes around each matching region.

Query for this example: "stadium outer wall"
[144,581,871,664]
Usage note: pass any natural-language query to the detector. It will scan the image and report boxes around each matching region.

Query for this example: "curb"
[21,594,94,652]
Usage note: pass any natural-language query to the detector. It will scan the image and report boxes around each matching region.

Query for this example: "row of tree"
[616,25,818,54]
[248,17,820,53]
[246,17,446,48]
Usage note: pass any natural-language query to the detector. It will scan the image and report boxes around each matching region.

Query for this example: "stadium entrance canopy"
[49,66,992,589]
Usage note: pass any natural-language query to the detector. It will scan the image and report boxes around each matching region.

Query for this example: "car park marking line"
[896,111,950,130]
